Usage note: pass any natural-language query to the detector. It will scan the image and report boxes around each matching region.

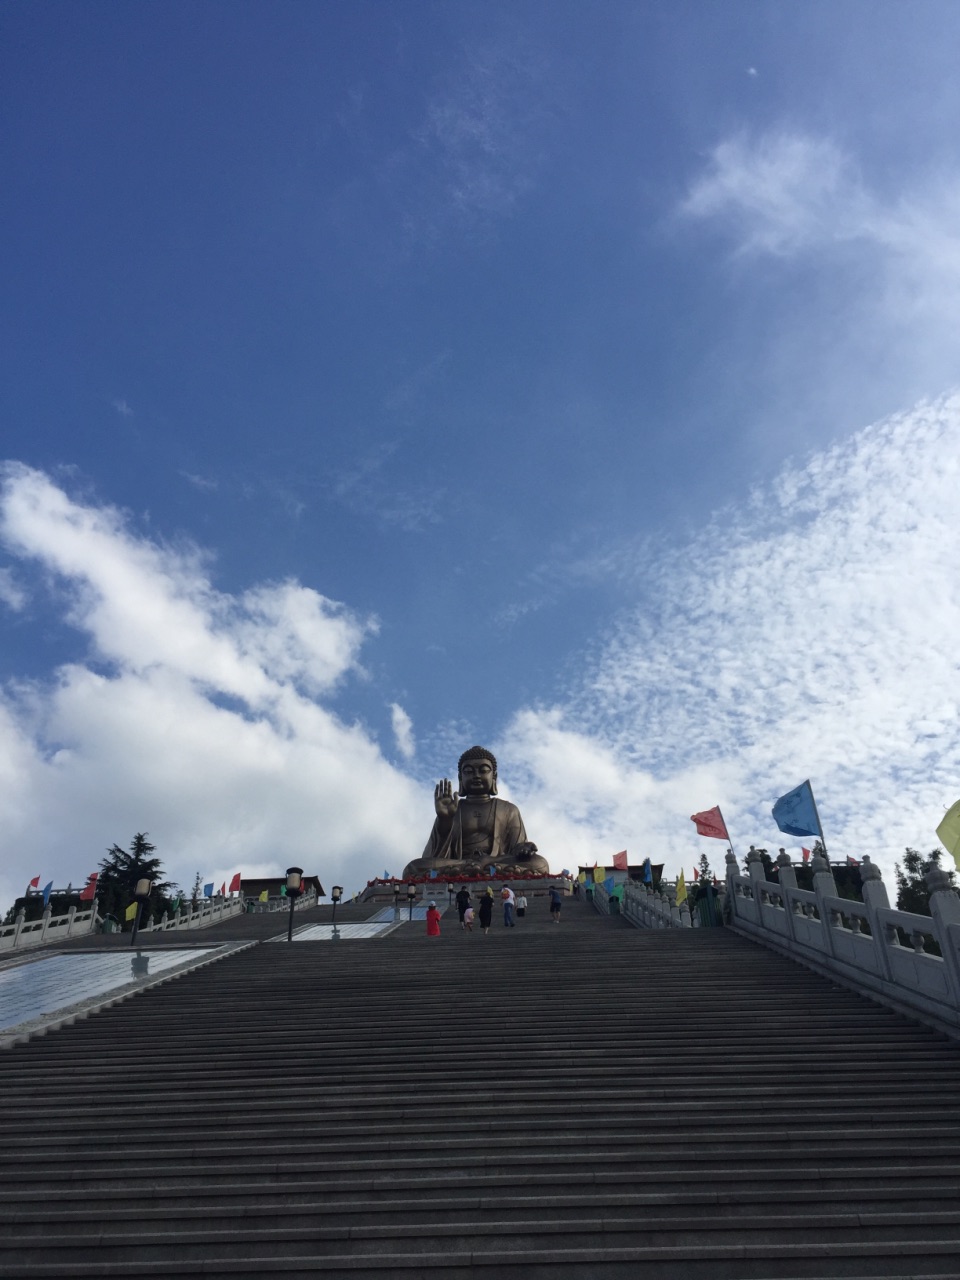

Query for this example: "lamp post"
[407,882,417,922]
[130,878,152,946]
[447,882,455,906]
[393,883,400,919]
[331,885,343,926]
[285,867,303,942]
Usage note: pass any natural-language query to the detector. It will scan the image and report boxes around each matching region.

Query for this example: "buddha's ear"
[490,776,498,796]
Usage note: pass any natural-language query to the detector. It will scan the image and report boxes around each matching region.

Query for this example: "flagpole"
[717,807,736,859]
[806,780,829,860]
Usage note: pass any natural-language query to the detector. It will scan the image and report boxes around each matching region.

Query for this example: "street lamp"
[331,885,343,926]
[285,867,303,942]
[406,882,417,922]
[393,883,401,918]
[447,882,455,906]
[130,878,152,946]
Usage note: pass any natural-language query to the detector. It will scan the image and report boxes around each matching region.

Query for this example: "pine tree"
[97,833,176,929]
[697,852,713,883]
[190,872,202,908]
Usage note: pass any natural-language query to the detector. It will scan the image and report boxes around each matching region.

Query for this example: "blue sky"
[2,1,960,904]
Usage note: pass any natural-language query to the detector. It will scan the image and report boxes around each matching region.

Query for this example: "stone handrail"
[622,881,691,929]
[0,903,98,951]
[0,890,318,952]
[726,847,960,1039]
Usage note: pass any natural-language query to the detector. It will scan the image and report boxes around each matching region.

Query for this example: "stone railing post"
[89,898,99,935]
[13,908,26,947]
[746,846,767,909]
[924,865,960,1005]
[679,901,691,928]
[774,850,798,942]
[725,849,739,919]
[65,905,77,937]
[39,906,52,942]
[858,856,895,980]
[811,851,839,959]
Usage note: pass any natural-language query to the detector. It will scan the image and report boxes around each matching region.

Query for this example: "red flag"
[228,872,241,893]
[28,875,40,890]
[693,868,700,880]
[78,873,98,902]
[846,856,859,867]
[219,883,226,897]
[612,851,627,870]
[690,807,729,840]
[801,847,811,862]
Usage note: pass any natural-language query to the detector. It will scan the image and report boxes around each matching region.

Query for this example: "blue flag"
[642,858,652,884]
[42,881,53,906]
[772,780,821,838]
[603,876,615,893]
[384,869,390,879]
[203,882,214,898]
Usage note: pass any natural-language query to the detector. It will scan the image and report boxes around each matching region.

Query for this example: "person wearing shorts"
[548,885,563,922]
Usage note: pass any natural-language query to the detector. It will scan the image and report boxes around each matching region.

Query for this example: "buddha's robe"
[421,798,527,864]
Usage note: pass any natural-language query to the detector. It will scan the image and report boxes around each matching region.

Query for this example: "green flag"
[936,799,960,869]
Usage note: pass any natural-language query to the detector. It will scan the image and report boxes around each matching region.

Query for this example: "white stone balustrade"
[622,881,692,929]
[726,848,960,1038]
[0,889,317,953]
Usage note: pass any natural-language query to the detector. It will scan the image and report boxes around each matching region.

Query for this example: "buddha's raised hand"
[434,778,459,818]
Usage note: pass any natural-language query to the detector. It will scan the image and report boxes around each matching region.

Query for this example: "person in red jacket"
[426,901,442,937]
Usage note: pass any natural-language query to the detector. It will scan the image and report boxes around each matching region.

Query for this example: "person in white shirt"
[501,884,516,927]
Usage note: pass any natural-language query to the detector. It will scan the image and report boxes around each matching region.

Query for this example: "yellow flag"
[593,867,605,884]
[124,901,137,921]
[675,869,687,905]
[259,889,269,902]
[578,870,588,884]
[936,799,960,869]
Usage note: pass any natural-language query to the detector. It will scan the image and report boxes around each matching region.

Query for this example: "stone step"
[3,1162,955,1200]
[4,1185,960,1230]
[5,1211,960,1262]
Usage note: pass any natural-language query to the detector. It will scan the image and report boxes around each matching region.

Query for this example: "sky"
[2,0,960,907]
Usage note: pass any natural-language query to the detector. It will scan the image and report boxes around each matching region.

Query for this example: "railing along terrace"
[0,888,317,953]
[726,847,960,1039]
[621,881,692,929]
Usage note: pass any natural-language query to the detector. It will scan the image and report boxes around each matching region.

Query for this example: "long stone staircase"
[1,893,960,1277]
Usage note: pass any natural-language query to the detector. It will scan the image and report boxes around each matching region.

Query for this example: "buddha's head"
[458,745,498,797]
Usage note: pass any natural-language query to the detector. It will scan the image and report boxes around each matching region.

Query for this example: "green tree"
[697,852,714,884]
[895,848,955,915]
[97,833,176,929]
[190,872,202,909]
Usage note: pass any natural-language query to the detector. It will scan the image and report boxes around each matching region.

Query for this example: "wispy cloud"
[330,441,444,532]
[677,128,960,448]
[682,128,960,316]
[181,471,219,493]
[0,568,26,612]
[499,395,960,884]
[111,398,134,418]
[390,702,415,760]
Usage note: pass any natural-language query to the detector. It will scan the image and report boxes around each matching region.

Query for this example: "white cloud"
[0,464,423,910]
[390,703,416,760]
[0,568,25,611]
[111,398,133,418]
[498,394,960,888]
[682,128,960,311]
